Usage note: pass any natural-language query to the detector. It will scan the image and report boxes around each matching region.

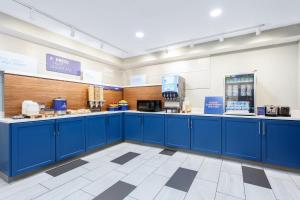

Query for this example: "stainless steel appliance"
[278,106,291,117]
[265,105,279,117]
[162,75,185,113]
[225,73,256,115]
[137,100,162,112]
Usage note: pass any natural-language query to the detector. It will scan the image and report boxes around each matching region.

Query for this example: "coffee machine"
[162,75,185,113]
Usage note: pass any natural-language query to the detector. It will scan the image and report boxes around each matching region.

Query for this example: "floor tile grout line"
[213,159,224,200]
[289,172,300,191]
[216,191,245,200]
[39,170,91,191]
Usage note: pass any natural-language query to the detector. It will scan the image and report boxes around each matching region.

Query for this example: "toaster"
[265,105,279,117]
[278,106,291,117]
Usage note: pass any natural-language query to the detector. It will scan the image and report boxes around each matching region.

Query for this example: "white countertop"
[0,110,300,124]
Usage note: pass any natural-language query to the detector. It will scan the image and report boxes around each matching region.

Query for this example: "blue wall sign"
[204,96,224,114]
[46,54,81,76]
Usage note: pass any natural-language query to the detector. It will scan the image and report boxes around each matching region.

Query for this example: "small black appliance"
[137,100,162,112]
[278,106,291,117]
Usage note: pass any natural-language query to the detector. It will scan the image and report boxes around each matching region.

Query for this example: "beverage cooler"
[224,73,256,115]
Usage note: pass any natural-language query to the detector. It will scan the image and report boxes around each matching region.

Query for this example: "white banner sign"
[82,69,103,85]
[0,50,38,73]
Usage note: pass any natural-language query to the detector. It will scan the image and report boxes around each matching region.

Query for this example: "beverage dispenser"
[162,75,185,113]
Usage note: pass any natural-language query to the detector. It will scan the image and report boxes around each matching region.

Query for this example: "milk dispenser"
[162,75,185,113]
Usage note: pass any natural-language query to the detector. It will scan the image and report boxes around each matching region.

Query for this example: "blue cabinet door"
[262,120,300,168]
[165,115,190,149]
[85,115,106,151]
[143,114,165,145]
[56,117,85,161]
[222,118,261,161]
[107,113,123,144]
[191,116,222,155]
[11,120,56,176]
[124,113,143,142]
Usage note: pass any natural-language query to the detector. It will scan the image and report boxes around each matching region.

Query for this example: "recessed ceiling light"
[210,8,222,17]
[135,31,144,38]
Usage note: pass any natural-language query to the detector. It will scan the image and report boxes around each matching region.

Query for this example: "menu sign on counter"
[204,96,224,114]
[46,54,81,76]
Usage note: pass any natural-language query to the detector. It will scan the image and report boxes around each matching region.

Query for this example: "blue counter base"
[1,112,300,179]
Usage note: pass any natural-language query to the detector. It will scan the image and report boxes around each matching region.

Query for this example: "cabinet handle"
[262,122,265,135]
[258,122,261,135]
[190,119,193,129]
[188,118,190,129]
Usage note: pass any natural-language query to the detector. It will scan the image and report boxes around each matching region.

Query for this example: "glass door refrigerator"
[224,73,256,115]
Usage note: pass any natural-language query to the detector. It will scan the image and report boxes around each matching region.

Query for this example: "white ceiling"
[1,0,300,58]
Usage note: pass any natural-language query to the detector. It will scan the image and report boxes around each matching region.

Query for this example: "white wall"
[0,33,124,86]
[125,43,299,109]
[298,41,300,109]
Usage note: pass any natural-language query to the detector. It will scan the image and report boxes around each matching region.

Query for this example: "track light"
[70,27,75,37]
[219,36,224,42]
[256,27,261,36]
[29,7,34,20]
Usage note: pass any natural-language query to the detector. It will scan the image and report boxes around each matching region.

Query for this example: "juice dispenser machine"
[224,73,256,115]
[162,75,185,113]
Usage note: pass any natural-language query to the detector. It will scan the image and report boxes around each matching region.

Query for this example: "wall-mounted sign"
[204,96,224,114]
[82,69,103,85]
[46,54,81,76]
[0,50,37,73]
[130,74,146,85]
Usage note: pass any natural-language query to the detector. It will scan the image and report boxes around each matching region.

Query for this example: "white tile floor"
[0,142,300,200]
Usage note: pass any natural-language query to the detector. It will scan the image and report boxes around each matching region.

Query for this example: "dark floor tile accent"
[46,159,88,177]
[165,167,197,192]
[159,149,176,156]
[242,166,272,189]
[111,152,140,165]
[93,181,136,200]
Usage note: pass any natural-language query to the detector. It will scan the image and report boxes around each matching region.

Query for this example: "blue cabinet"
[11,120,56,176]
[143,114,165,145]
[165,115,190,149]
[85,115,106,151]
[56,117,85,161]
[262,120,300,168]
[124,113,143,142]
[107,113,123,144]
[222,118,261,161]
[191,116,222,154]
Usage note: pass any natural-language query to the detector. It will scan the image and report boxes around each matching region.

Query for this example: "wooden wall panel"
[102,89,123,111]
[123,86,163,110]
[4,74,123,116]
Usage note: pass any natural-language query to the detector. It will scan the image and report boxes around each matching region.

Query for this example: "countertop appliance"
[88,85,105,112]
[265,105,279,117]
[137,100,162,112]
[53,98,67,115]
[225,73,256,115]
[22,100,40,116]
[278,106,291,117]
[162,75,185,113]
